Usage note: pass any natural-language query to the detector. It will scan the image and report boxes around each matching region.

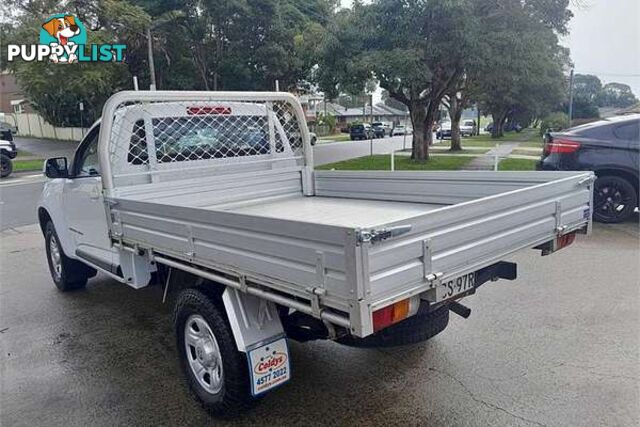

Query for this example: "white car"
[391,125,412,136]
[460,119,476,137]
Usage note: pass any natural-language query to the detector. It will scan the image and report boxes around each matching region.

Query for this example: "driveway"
[1,218,638,426]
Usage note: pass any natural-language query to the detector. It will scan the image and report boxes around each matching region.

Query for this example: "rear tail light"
[539,231,577,255]
[187,106,232,115]
[544,138,581,155]
[556,231,576,250]
[372,296,420,332]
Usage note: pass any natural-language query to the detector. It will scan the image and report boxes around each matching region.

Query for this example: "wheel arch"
[594,168,640,198]
[38,207,52,235]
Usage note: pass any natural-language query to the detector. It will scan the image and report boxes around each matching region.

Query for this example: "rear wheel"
[1,154,12,178]
[44,222,95,291]
[593,176,637,223]
[174,288,254,417]
[337,304,450,348]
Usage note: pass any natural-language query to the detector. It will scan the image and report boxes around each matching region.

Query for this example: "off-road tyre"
[174,288,255,417]
[1,154,12,178]
[44,221,95,291]
[337,304,450,348]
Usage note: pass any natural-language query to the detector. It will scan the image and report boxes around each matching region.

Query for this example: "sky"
[563,0,640,96]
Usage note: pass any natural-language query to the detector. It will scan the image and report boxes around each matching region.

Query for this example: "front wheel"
[44,221,95,291]
[593,176,637,223]
[1,154,12,178]
[174,288,254,417]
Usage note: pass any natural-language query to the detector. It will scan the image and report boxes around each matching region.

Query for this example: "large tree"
[474,0,570,137]
[598,82,638,108]
[319,0,479,161]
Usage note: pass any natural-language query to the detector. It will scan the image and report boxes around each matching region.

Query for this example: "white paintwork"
[38,91,593,339]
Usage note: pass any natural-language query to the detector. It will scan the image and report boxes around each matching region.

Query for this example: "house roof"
[314,101,408,118]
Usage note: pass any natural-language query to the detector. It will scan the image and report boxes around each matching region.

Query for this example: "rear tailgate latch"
[357,225,412,244]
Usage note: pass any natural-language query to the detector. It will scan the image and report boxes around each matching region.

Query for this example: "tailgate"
[361,172,593,312]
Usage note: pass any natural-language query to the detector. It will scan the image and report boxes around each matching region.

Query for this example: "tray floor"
[218,195,443,228]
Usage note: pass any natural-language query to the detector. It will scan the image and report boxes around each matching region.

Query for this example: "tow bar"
[449,301,471,319]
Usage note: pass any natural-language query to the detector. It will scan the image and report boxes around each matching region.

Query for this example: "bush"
[539,112,569,136]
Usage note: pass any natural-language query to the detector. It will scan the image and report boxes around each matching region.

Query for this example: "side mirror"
[44,157,68,179]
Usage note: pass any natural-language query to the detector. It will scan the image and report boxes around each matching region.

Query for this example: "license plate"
[436,272,476,301]
[247,337,290,396]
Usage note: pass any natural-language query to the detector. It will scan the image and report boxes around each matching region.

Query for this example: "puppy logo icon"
[40,14,86,63]
[6,14,125,63]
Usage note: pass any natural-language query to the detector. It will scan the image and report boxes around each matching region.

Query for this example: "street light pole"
[146,27,157,91]
[568,67,574,127]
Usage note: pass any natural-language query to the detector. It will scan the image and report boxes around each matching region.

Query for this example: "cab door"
[63,124,115,272]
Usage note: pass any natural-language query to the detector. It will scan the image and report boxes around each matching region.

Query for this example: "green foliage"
[539,112,569,135]
[316,155,474,171]
[569,74,637,118]
[318,0,481,160]
[474,1,568,137]
[598,82,638,108]
[3,0,332,126]
[498,158,537,171]
[317,112,336,133]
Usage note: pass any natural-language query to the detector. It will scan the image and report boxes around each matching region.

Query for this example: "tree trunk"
[491,110,508,138]
[410,104,428,161]
[450,97,463,151]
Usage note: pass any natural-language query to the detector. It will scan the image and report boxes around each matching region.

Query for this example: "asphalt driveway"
[1,218,638,426]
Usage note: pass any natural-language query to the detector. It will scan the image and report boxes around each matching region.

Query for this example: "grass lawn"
[518,140,544,148]
[319,134,351,142]
[510,148,541,157]
[13,159,44,171]
[317,154,475,171]
[498,158,538,171]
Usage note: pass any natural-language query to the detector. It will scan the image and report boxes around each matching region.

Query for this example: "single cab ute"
[38,91,594,416]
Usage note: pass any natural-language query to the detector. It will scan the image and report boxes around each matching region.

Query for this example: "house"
[309,100,409,128]
[0,72,32,114]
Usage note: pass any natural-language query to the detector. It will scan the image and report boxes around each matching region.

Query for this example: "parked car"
[309,132,317,146]
[350,123,374,140]
[460,119,476,137]
[436,121,452,139]
[371,122,390,137]
[1,127,16,178]
[0,121,18,134]
[538,114,639,223]
[390,125,412,136]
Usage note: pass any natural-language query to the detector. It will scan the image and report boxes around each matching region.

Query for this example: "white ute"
[38,91,594,416]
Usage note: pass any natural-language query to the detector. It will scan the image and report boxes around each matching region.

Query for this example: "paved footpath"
[462,130,539,170]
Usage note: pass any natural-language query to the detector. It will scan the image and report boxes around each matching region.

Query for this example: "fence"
[3,113,88,141]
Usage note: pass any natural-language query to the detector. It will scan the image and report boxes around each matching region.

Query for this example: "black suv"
[1,126,17,178]
[349,124,374,140]
[538,115,639,223]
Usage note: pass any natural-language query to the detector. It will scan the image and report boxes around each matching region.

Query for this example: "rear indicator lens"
[187,106,232,115]
[372,296,419,332]
[556,231,576,250]
[544,138,581,155]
